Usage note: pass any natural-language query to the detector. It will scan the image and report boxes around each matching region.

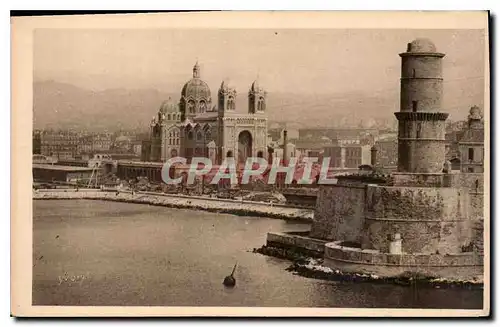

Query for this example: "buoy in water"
[223,263,237,287]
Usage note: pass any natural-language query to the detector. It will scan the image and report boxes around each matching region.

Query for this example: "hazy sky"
[34,28,486,108]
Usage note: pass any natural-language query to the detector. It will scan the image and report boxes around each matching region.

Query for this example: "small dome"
[159,97,179,113]
[407,38,437,53]
[468,105,482,120]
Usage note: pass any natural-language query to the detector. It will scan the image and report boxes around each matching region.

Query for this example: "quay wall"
[32,189,314,221]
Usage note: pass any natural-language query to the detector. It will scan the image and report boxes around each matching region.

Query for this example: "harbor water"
[32,200,483,308]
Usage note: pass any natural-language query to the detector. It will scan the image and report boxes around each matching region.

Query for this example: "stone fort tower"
[395,38,448,176]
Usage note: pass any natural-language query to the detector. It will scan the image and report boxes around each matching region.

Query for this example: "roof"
[117,161,164,168]
[407,38,437,53]
[33,164,94,172]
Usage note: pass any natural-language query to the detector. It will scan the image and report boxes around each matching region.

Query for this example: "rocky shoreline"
[253,245,484,289]
[33,190,314,222]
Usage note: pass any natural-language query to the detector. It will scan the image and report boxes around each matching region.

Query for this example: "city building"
[323,144,371,168]
[444,106,485,172]
[373,137,398,168]
[33,130,41,155]
[272,143,298,162]
[142,62,268,164]
[32,164,95,184]
[459,106,485,173]
[39,130,80,159]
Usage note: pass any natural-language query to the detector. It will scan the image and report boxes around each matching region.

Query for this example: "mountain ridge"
[33,80,476,132]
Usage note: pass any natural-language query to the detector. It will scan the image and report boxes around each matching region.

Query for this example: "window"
[228,97,235,110]
[412,101,418,112]
[412,68,416,78]
[468,167,474,173]
[197,132,203,141]
[188,131,193,140]
[468,148,474,161]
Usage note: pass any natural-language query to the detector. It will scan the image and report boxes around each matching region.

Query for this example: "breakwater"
[32,189,314,222]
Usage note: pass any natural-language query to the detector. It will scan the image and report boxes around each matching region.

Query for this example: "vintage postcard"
[11,11,490,317]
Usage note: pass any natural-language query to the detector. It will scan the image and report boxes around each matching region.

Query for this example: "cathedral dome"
[159,97,179,113]
[181,62,211,100]
[182,78,211,99]
[407,38,437,53]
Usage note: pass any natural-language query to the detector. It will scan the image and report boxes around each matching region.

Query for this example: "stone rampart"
[324,241,483,279]
[309,184,366,242]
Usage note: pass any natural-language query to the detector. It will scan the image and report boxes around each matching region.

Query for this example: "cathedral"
[141,62,268,165]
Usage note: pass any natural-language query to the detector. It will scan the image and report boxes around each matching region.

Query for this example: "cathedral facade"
[142,62,268,165]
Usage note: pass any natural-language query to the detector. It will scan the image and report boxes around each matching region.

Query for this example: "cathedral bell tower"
[218,80,237,115]
[248,80,266,114]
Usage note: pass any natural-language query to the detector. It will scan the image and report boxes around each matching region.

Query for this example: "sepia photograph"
[11,11,490,317]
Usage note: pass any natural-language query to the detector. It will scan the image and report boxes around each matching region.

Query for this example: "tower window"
[412,69,416,78]
[188,131,193,140]
[468,148,474,161]
[412,101,418,112]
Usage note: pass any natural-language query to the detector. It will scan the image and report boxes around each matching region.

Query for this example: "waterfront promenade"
[32,189,314,222]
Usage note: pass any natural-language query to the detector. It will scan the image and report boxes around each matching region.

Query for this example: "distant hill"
[33,81,178,131]
[33,80,480,131]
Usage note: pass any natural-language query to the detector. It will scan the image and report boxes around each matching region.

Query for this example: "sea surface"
[32,200,483,308]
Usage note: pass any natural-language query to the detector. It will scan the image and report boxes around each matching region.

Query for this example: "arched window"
[258,97,265,111]
[188,131,194,140]
[257,150,263,158]
[167,114,171,120]
[197,132,203,141]
[228,96,235,110]
[188,100,195,113]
